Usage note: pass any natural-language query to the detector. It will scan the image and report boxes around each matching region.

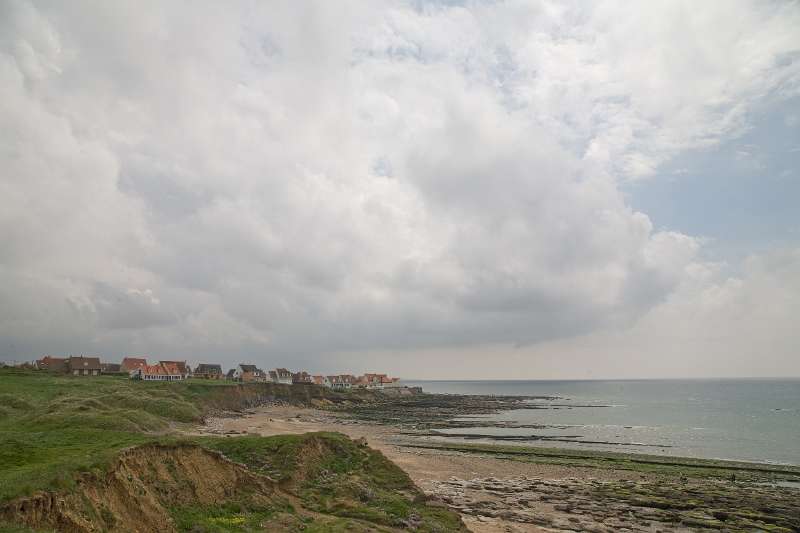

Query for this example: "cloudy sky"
[1,0,799,378]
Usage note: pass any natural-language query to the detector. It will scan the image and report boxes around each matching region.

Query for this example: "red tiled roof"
[159,361,188,374]
[121,357,148,372]
[137,362,184,376]
[160,361,182,375]
[143,364,167,375]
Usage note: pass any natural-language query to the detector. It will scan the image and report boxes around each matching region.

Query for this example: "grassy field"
[0,369,198,501]
[0,368,348,502]
[0,368,464,532]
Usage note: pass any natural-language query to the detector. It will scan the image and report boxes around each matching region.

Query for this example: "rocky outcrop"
[427,475,800,532]
[201,382,373,415]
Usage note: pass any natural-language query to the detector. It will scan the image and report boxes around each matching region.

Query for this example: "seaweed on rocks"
[330,393,564,430]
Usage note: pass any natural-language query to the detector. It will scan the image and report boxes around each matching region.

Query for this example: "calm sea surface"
[402,379,800,465]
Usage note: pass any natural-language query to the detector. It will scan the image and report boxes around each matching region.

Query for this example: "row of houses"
[228,364,402,390]
[33,356,401,390]
[37,355,105,376]
[36,356,191,380]
[323,373,401,390]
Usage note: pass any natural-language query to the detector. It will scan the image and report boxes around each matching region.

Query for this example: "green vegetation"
[0,368,225,501]
[0,368,368,502]
[0,369,464,531]
[169,501,294,532]
[196,433,463,532]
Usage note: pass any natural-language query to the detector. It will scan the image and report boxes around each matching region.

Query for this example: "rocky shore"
[332,393,567,429]
[332,392,662,450]
[428,475,800,532]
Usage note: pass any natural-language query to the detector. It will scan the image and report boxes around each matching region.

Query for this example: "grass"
[0,370,183,501]
[195,432,463,532]
[0,368,333,502]
[170,500,293,532]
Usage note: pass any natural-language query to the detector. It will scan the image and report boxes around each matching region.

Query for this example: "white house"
[313,375,331,387]
[269,368,293,385]
[329,374,355,390]
[130,362,185,381]
[234,364,267,382]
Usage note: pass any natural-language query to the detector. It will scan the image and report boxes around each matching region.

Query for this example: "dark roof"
[239,364,260,373]
[226,369,236,378]
[195,364,222,374]
[101,363,122,373]
[67,356,102,371]
[37,356,67,372]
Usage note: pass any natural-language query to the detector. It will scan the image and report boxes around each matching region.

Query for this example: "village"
[26,355,405,391]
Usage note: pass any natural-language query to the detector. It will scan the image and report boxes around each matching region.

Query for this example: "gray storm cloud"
[1,0,799,376]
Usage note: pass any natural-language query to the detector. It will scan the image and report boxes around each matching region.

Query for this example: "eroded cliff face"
[1,444,277,533]
[199,382,372,414]
[2,433,467,532]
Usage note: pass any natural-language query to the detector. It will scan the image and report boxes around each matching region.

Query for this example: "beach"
[196,403,800,532]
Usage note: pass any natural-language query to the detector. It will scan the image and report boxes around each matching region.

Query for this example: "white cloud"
[0,0,798,375]
[357,247,800,379]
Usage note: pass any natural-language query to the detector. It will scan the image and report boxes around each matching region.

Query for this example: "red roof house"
[121,357,148,373]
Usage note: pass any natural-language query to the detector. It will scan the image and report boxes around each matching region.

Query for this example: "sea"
[402,379,800,466]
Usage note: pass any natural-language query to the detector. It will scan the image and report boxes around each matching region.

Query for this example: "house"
[382,376,402,388]
[269,368,293,385]
[329,374,356,390]
[101,363,125,375]
[130,363,185,381]
[194,363,223,379]
[226,369,236,380]
[121,357,148,373]
[36,356,67,373]
[362,373,388,389]
[159,361,191,379]
[312,375,331,387]
[234,364,266,382]
[66,356,102,376]
[292,371,313,384]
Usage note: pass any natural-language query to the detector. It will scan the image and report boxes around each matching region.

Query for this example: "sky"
[1,0,799,379]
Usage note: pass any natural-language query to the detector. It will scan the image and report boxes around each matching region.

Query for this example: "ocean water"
[402,379,800,465]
